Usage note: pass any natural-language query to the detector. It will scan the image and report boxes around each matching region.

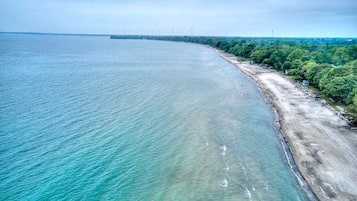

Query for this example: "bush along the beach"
[353,93,357,112]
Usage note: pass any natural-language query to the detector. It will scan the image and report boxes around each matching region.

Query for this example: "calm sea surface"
[0,34,310,200]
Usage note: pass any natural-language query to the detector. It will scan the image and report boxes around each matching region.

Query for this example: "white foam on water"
[265,182,269,191]
[280,142,305,187]
[220,178,228,188]
[221,145,226,156]
[245,187,252,200]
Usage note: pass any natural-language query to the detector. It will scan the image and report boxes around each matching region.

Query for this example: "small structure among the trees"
[302,80,309,86]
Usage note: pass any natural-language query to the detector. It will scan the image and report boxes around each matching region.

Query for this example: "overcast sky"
[1,0,356,37]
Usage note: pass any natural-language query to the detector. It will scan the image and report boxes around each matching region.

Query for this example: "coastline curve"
[212,48,357,201]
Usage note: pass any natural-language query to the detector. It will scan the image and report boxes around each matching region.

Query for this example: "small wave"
[265,182,269,191]
[220,178,228,188]
[221,145,226,156]
[245,187,252,200]
[221,145,226,151]
[280,141,304,186]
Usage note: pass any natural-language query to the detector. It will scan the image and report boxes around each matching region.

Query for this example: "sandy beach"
[215,50,357,201]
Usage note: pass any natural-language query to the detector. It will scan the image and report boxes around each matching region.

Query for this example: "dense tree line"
[111,35,357,114]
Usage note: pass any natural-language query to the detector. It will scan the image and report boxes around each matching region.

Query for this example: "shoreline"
[214,49,357,201]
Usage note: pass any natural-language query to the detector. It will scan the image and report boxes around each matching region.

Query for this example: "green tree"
[283,61,291,70]
[216,40,232,52]
[251,49,269,64]
[353,93,357,112]
[228,44,242,56]
[323,75,357,103]
[319,66,353,90]
[333,47,350,66]
[345,60,357,75]
[314,67,331,87]
[287,49,305,62]
[347,88,357,104]
[291,59,303,69]
[288,69,300,77]
[311,51,331,64]
[269,49,287,70]
[305,64,332,86]
[241,43,256,58]
[287,60,305,79]
[348,46,357,60]
[303,61,319,82]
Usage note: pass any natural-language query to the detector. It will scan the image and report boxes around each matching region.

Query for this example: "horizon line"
[1,31,356,39]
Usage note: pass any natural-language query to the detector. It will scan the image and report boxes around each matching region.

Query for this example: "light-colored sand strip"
[215,50,357,201]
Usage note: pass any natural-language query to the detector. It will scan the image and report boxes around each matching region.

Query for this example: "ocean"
[0,34,310,200]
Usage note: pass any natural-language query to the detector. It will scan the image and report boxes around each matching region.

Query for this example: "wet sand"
[215,50,357,201]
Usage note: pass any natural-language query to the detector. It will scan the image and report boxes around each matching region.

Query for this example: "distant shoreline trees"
[111,35,357,118]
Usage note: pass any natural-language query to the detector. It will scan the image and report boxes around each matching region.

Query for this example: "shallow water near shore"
[1,34,309,200]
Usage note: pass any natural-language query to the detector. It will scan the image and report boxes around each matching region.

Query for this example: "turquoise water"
[0,34,309,200]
